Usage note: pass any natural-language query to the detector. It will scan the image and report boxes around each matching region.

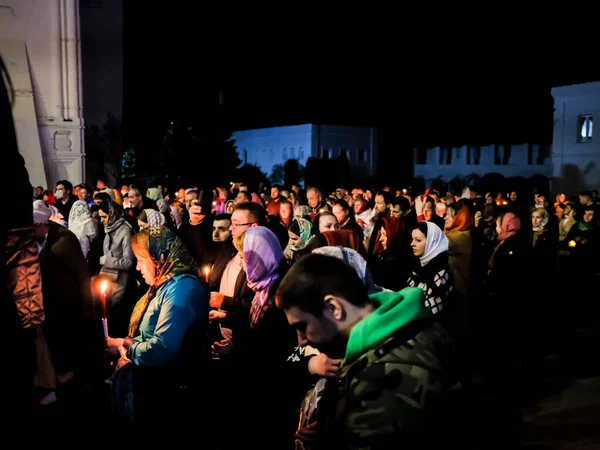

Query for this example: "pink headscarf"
[489,212,521,269]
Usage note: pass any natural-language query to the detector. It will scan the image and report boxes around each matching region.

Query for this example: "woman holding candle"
[105,225,209,440]
[97,200,136,336]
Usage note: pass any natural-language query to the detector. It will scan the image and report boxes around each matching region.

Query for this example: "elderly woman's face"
[134,249,157,285]
[423,202,433,221]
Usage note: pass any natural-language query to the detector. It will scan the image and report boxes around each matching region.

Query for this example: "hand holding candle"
[100,280,109,338]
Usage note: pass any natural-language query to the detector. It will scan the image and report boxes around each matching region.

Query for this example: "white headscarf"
[33,200,53,224]
[68,200,99,241]
[312,246,388,294]
[420,221,448,267]
[68,200,99,258]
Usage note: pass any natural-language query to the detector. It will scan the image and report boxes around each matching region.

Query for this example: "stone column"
[43,0,85,186]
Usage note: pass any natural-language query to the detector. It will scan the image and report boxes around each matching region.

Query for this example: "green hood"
[344,287,432,363]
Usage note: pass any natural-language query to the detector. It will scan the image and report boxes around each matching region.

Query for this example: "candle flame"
[568,240,576,248]
[204,267,209,274]
[100,280,108,294]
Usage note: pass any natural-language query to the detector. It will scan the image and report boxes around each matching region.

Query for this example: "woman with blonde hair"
[106,225,209,438]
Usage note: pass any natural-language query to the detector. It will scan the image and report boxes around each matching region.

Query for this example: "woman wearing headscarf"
[68,200,99,260]
[106,225,209,440]
[529,207,559,354]
[212,226,300,448]
[443,201,474,339]
[484,212,531,389]
[137,208,166,231]
[285,217,312,264]
[97,201,136,336]
[369,216,409,291]
[407,221,454,324]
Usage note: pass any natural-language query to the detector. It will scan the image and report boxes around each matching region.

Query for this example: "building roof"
[551,80,600,97]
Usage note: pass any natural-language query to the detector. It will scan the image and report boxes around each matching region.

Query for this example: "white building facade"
[232,123,378,177]
[551,82,600,194]
[413,81,600,195]
[413,143,552,184]
[1,0,84,189]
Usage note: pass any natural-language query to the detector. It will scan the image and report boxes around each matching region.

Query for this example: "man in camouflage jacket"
[276,253,458,449]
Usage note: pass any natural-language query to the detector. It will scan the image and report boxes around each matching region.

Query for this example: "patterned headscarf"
[127,225,196,338]
[243,226,284,326]
[289,217,312,251]
[140,208,166,232]
[68,200,98,241]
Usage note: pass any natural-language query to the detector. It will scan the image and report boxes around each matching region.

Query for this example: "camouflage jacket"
[319,319,456,449]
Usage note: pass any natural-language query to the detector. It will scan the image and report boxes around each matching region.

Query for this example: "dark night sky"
[122,3,600,180]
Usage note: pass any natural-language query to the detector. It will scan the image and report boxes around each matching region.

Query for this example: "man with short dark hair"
[276,253,458,448]
[77,183,94,206]
[54,179,77,224]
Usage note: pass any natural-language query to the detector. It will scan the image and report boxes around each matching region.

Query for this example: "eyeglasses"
[230,222,257,228]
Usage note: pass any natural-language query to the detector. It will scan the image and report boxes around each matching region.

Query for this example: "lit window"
[578,115,593,143]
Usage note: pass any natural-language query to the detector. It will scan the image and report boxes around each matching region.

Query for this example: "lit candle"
[568,240,576,248]
[402,188,407,195]
[203,266,210,283]
[100,280,109,338]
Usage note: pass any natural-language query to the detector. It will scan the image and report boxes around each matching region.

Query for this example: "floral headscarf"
[127,226,196,338]
[243,226,284,326]
[289,217,312,252]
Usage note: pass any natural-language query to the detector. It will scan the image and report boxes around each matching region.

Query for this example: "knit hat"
[33,200,53,224]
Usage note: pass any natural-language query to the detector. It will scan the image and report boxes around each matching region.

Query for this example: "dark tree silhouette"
[160,119,240,190]
[235,163,267,194]
[430,176,447,197]
[284,158,303,188]
[269,163,284,185]
[304,157,322,188]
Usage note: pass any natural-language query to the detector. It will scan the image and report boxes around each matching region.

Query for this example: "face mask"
[54,190,64,200]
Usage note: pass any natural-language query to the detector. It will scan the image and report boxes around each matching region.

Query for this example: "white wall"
[232,123,378,178]
[552,82,600,193]
[0,0,84,189]
[232,124,312,175]
[413,144,552,186]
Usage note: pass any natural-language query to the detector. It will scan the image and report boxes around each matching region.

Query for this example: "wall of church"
[0,0,84,190]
